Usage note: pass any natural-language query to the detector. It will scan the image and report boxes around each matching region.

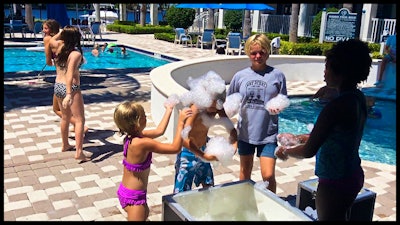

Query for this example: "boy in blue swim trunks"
[173,91,238,194]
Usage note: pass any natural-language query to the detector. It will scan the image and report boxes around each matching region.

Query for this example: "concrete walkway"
[3,32,396,221]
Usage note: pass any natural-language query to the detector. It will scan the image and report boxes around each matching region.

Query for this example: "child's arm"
[142,105,174,138]
[229,127,238,154]
[46,30,62,66]
[181,104,208,157]
[311,86,325,99]
[44,35,53,66]
[142,108,192,154]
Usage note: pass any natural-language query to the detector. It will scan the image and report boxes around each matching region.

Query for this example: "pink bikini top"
[122,136,152,172]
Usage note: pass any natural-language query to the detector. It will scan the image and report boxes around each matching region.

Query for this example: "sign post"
[321,8,358,43]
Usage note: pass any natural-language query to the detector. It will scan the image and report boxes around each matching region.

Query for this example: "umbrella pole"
[76,4,78,23]
[37,64,47,82]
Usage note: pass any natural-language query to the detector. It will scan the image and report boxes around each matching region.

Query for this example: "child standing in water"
[114,100,192,221]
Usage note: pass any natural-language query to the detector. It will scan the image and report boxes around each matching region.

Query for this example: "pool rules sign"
[321,8,357,43]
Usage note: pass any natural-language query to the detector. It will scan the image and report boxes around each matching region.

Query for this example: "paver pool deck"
[3,32,396,221]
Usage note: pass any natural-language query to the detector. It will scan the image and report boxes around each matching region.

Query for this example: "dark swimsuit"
[52,50,82,99]
[117,136,152,208]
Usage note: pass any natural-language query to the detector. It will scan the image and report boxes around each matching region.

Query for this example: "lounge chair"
[225,32,243,55]
[10,20,27,38]
[197,29,215,50]
[174,28,192,46]
[271,36,281,54]
[25,21,43,39]
[90,22,103,42]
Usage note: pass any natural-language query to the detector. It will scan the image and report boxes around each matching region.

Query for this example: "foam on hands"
[265,93,290,115]
[167,71,240,166]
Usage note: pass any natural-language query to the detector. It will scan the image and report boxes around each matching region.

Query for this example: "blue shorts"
[238,140,277,159]
[173,146,214,194]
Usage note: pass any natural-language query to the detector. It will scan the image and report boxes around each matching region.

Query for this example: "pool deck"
[4,32,396,221]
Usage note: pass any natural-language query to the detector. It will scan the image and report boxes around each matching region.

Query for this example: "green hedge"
[107,23,174,34]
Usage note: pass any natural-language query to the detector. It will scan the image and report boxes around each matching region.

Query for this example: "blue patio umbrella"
[46,4,69,27]
[176,4,222,9]
[217,3,274,10]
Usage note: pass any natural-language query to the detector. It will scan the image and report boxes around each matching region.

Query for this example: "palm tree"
[243,10,251,39]
[24,4,33,31]
[289,3,300,43]
[206,8,215,29]
[342,3,353,11]
[140,3,146,26]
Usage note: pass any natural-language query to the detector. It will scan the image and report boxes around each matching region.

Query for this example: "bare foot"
[75,152,91,162]
[62,145,75,152]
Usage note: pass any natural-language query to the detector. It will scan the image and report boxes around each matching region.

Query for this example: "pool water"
[4,47,173,73]
[279,97,396,165]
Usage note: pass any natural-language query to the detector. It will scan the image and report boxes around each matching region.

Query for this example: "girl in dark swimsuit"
[48,26,89,161]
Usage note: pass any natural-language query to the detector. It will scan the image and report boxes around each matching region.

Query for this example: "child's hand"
[202,153,218,161]
[267,107,281,115]
[179,108,192,122]
[164,94,180,109]
[274,146,288,161]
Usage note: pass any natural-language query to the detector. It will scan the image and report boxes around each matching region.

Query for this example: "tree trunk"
[206,8,214,29]
[140,4,146,26]
[243,10,251,39]
[94,4,100,22]
[289,4,300,43]
[342,3,353,12]
[24,4,34,30]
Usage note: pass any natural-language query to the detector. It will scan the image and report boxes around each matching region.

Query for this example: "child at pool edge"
[43,19,89,143]
[91,43,100,57]
[114,100,192,221]
[101,42,108,52]
[121,46,127,56]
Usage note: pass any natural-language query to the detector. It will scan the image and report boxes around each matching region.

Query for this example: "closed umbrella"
[47,4,69,27]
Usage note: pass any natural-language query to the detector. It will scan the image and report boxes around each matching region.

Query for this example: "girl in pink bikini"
[113,100,192,221]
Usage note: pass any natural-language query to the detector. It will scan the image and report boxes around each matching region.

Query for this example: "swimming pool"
[3,46,175,73]
[279,97,396,165]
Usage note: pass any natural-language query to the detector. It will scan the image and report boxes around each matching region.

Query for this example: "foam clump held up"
[306,123,314,132]
[274,133,301,159]
[223,93,243,118]
[180,71,226,110]
[164,94,180,108]
[265,93,290,115]
[181,125,191,139]
[276,133,301,147]
[203,136,235,167]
